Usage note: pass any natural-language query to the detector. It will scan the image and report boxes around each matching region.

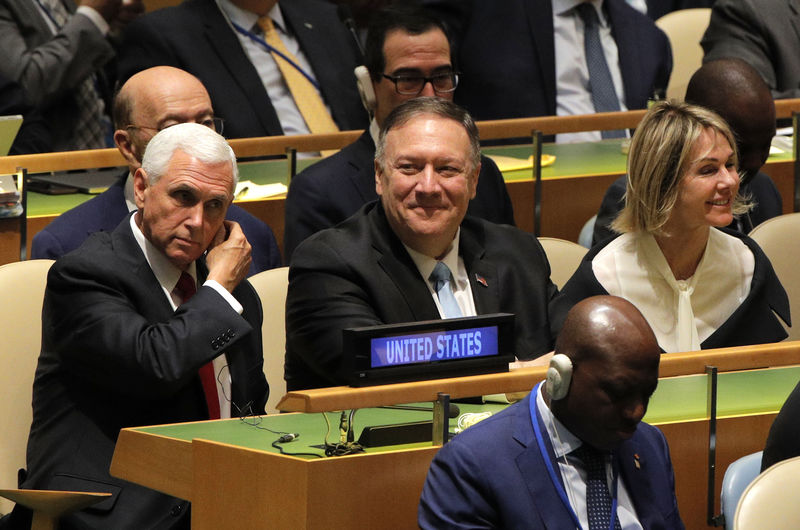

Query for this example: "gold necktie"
[257,16,340,139]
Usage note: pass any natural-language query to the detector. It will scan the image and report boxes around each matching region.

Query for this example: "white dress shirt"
[553,0,628,143]
[129,214,242,418]
[592,230,754,352]
[404,229,478,318]
[536,385,643,530]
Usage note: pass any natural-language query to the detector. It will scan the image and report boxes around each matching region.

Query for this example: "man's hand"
[205,221,252,293]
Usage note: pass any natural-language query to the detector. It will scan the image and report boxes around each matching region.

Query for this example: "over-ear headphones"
[355,65,376,114]
[545,354,573,401]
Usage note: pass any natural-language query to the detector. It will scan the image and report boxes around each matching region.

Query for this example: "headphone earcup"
[355,65,376,114]
[545,354,573,401]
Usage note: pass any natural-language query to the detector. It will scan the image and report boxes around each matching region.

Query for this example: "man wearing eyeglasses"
[30,66,282,274]
[282,5,515,262]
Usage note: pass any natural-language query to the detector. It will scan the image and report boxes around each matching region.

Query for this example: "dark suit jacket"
[117,0,368,139]
[550,229,791,346]
[424,0,672,123]
[592,172,784,246]
[283,130,516,261]
[31,175,282,274]
[0,0,114,151]
[285,202,557,390]
[762,379,800,471]
[19,215,268,529]
[702,0,800,99]
[419,392,684,529]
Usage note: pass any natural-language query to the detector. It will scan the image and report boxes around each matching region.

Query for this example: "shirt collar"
[129,213,197,299]
[535,383,583,458]
[554,0,606,23]
[218,0,286,34]
[403,228,463,287]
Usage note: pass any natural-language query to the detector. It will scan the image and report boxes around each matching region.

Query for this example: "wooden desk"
[112,343,800,529]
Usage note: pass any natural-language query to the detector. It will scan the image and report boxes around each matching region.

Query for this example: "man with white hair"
[14,123,268,529]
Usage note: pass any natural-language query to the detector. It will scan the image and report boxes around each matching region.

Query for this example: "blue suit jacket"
[419,393,684,529]
[31,175,282,275]
[424,0,672,123]
[117,0,368,139]
[283,130,516,261]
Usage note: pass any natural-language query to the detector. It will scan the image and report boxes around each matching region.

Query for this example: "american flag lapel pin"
[475,273,488,287]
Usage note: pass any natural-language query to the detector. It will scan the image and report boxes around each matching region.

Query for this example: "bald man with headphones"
[282,5,515,262]
[419,295,684,529]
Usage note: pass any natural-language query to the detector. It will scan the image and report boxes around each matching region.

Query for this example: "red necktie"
[175,272,221,420]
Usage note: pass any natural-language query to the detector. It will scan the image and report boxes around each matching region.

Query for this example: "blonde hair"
[612,100,749,235]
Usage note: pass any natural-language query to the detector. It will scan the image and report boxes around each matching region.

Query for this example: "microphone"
[337,4,365,59]
[381,404,461,418]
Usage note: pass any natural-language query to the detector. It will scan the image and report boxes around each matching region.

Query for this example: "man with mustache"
[284,98,557,391]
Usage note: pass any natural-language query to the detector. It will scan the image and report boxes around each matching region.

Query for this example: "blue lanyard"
[33,0,63,30]
[530,382,620,530]
[230,20,321,91]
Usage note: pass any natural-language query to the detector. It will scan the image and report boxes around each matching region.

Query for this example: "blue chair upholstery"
[721,451,763,530]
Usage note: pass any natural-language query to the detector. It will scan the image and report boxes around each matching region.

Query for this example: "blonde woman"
[551,101,789,352]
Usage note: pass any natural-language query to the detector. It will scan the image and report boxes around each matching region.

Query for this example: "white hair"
[141,122,239,187]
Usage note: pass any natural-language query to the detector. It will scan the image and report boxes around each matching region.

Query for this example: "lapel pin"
[634,453,641,469]
[475,274,488,287]
[304,22,313,29]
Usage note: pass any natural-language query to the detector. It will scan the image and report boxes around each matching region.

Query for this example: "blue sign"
[370,326,499,369]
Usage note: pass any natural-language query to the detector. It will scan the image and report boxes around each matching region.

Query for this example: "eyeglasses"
[126,117,225,136]
[381,72,459,96]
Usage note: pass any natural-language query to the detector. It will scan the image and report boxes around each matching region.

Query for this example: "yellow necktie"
[258,16,340,138]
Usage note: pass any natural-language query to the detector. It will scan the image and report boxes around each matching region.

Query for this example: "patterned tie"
[257,16,339,137]
[429,262,463,319]
[42,0,108,150]
[576,3,626,140]
[572,444,622,530]
[174,272,221,420]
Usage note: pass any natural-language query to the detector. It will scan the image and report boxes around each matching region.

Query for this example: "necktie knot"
[257,15,275,35]
[174,272,196,303]
[429,262,463,319]
[576,3,599,27]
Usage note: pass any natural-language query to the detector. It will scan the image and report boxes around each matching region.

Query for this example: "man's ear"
[133,167,148,210]
[469,161,481,200]
[375,159,384,196]
[115,129,142,170]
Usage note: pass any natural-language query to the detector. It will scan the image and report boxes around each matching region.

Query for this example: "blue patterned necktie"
[429,262,463,319]
[572,444,622,530]
[576,3,626,140]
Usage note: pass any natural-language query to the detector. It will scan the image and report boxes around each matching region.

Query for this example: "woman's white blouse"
[592,230,754,352]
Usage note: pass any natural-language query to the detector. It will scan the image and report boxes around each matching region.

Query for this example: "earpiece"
[355,65,376,114]
[545,354,573,401]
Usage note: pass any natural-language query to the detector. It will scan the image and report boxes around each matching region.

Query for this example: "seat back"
[655,9,712,99]
[721,451,762,530]
[248,266,289,414]
[749,213,800,340]
[0,259,54,515]
[734,455,800,529]
[538,237,587,289]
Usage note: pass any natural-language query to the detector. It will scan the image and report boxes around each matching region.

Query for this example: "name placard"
[370,326,499,369]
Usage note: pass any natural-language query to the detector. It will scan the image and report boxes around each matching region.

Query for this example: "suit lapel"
[514,395,578,528]
[197,0,283,135]
[616,436,662,528]
[368,205,442,322]
[460,221,500,315]
[525,0,557,114]
[607,0,644,109]
[8,0,52,43]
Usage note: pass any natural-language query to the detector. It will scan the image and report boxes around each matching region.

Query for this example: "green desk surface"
[28,140,793,218]
[134,366,800,460]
